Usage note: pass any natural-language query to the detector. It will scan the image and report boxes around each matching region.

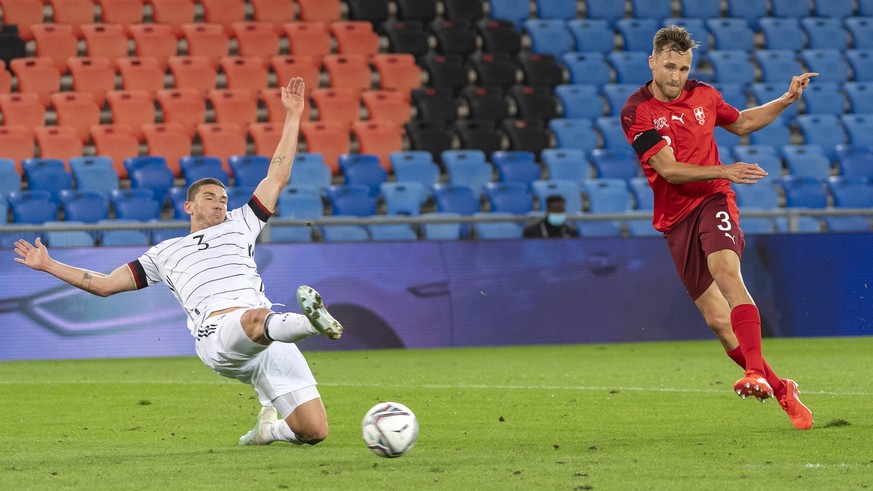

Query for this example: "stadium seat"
[846,49,873,82]
[106,90,155,141]
[801,17,848,51]
[125,156,174,205]
[516,53,564,88]
[181,23,229,67]
[228,155,269,188]
[196,123,247,170]
[288,153,332,192]
[580,178,633,237]
[331,21,379,57]
[297,0,341,23]
[459,86,507,122]
[412,87,460,124]
[69,156,119,197]
[707,18,755,52]
[501,119,550,156]
[30,24,77,72]
[260,87,306,125]
[207,89,258,128]
[22,158,72,203]
[454,120,507,155]
[0,126,34,173]
[390,151,440,198]
[0,0,43,41]
[712,83,748,110]
[595,115,630,150]
[523,19,574,57]
[372,54,422,96]
[420,53,468,94]
[843,82,873,113]
[473,212,523,239]
[714,127,741,150]
[732,181,781,210]
[566,19,614,54]
[326,184,377,216]
[404,120,454,164]
[583,0,624,27]
[756,17,805,51]
[46,0,90,35]
[91,125,140,178]
[825,175,873,232]
[630,0,671,21]
[129,24,177,70]
[836,144,873,179]
[34,126,83,164]
[323,54,372,93]
[708,51,756,87]
[272,186,322,242]
[477,19,522,55]
[726,0,768,28]
[814,0,854,18]
[607,51,652,85]
[180,155,230,187]
[352,120,404,171]
[555,84,604,120]
[750,84,798,121]
[509,85,559,121]
[602,84,638,116]
[110,188,161,222]
[542,148,592,183]
[471,52,519,90]
[155,89,205,138]
[300,121,351,174]
[548,118,599,154]
[168,56,217,95]
[361,90,411,126]
[220,56,269,93]
[492,150,541,188]
[0,159,20,200]
[432,184,481,219]
[310,87,361,127]
[9,57,60,107]
[270,55,320,98]
[81,24,128,66]
[59,189,109,224]
[319,218,371,242]
[487,0,530,27]
[754,50,805,84]
[97,0,144,28]
[346,0,390,24]
[845,17,873,50]
[800,50,850,84]
[420,212,463,239]
[380,181,426,215]
[67,57,116,106]
[841,114,873,148]
[536,0,577,20]
[141,123,189,176]
[443,150,494,195]
[616,19,660,52]
[0,92,45,130]
[116,57,165,94]
[628,176,653,210]
[250,0,294,32]
[382,20,430,60]
[247,122,282,158]
[99,219,151,246]
[283,22,331,61]
[859,0,873,16]
[7,190,59,244]
[200,0,246,35]
[395,0,436,21]
[801,83,846,115]
[368,223,419,241]
[795,114,846,161]
[48,92,100,144]
[431,19,477,58]
[562,52,611,88]
[339,154,387,197]
[531,179,581,213]
[781,176,828,208]
[590,149,640,180]
[484,181,534,214]
[732,145,784,181]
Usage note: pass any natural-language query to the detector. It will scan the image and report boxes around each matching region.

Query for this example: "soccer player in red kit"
[621,25,815,430]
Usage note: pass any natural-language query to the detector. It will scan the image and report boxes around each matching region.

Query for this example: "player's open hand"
[783,72,818,104]
[13,237,52,271]
[281,77,306,117]
[723,162,768,184]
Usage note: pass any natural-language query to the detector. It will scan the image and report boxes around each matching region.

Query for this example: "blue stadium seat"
[566,19,614,54]
[715,127,741,153]
[662,18,710,53]
[748,115,792,148]
[801,82,846,115]
[473,212,523,239]
[708,50,755,86]
[534,0,577,20]
[706,18,755,52]
[487,0,530,28]
[595,116,629,150]
[738,215,777,235]
[782,143,827,161]
[795,114,846,161]
[0,159,20,202]
[442,150,492,195]
[127,158,174,206]
[272,186,322,242]
[583,0,625,27]
[616,19,660,52]
[531,179,581,213]
[861,0,873,16]
[326,184,377,217]
[775,147,829,180]
[758,17,806,51]
[679,0,721,20]
[442,149,487,166]
[44,221,96,247]
[774,215,823,233]
[421,212,463,240]
[781,176,828,208]
[770,0,809,18]
[368,223,418,241]
[3,190,57,246]
[22,158,72,204]
[59,189,109,224]
[339,154,388,198]
[180,156,230,187]
[825,175,873,232]
[813,0,854,18]
[750,84,798,120]
[492,150,542,187]
[123,155,166,177]
[580,178,633,236]
[523,19,573,57]
[69,156,119,199]
[712,83,748,110]
[167,187,188,219]
[754,50,804,84]
[601,84,637,116]
[226,186,254,210]
[628,176,653,209]
[845,17,873,50]
[590,148,640,180]
[562,52,611,87]
[841,114,873,148]
[380,181,426,216]
[98,219,151,246]
[800,17,849,50]
[836,144,873,179]
[288,156,332,194]
[318,217,371,242]
[630,0,671,21]
[391,153,440,202]
[846,49,873,82]
[555,84,604,120]
[110,189,161,221]
[228,154,270,187]
[548,118,599,154]
[726,0,768,28]
[800,49,850,84]
[541,148,592,183]
[842,82,873,113]
[732,145,784,181]
[432,183,481,215]
[484,181,534,214]
[607,51,651,84]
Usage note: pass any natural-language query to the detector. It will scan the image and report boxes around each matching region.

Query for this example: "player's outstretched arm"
[253,77,306,213]
[648,146,767,185]
[724,72,818,136]
[14,238,136,297]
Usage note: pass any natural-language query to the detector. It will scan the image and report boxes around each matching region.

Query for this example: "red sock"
[725,346,785,396]
[730,304,765,375]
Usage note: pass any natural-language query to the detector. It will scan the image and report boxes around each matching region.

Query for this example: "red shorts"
[665,192,744,300]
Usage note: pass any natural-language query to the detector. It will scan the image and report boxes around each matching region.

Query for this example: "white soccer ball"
[361,401,419,458]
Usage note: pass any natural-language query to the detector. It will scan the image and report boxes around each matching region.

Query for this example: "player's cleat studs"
[296,285,344,340]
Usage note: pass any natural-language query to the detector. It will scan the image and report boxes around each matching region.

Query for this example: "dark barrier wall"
[1,233,870,360]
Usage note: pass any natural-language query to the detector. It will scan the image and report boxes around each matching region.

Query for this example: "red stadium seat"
[372,54,422,100]
[300,121,350,174]
[232,22,280,60]
[207,89,258,128]
[96,0,144,30]
[142,122,191,176]
[34,126,83,165]
[310,87,360,127]
[323,54,372,94]
[219,56,269,92]
[330,21,379,57]
[270,55,320,93]
[129,23,177,69]
[361,90,411,125]
[0,0,44,40]
[106,90,156,140]
[116,56,165,93]
[297,0,341,23]
[50,92,101,143]
[0,92,46,130]
[196,123,247,172]
[147,0,195,37]
[248,122,283,157]
[30,24,78,73]
[352,120,403,171]
[9,57,61,107]
[156,88,206,137]
[200,0,246,35]
[181,23,229,67]
[67,57,116,105]
[80,24,129,68]
[283,22,331,62]
[48,0,95,36]
[90,124,140,177]
[0,125,36,172]
[168,55,217,94]
[251,0,295,33]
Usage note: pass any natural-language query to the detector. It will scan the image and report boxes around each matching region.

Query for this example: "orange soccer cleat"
[733,370,774,402]
[777,378,814,430]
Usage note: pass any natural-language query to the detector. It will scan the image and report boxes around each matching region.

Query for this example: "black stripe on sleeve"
[127,260,148,290]
[631,129,665,158]
[248,195,272,222]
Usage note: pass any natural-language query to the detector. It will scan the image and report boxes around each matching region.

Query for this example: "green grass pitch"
[1,337,871,490]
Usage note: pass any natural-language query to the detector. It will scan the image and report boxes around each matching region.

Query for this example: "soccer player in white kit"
[13,78,344,446]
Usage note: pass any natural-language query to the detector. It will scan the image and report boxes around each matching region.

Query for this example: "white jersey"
[127,196,274,336]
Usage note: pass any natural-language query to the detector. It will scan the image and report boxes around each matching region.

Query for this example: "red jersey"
[621,80,741,232]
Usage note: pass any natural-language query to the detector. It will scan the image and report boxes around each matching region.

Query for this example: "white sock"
[269,419,304,445]
[263,312,317,343]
